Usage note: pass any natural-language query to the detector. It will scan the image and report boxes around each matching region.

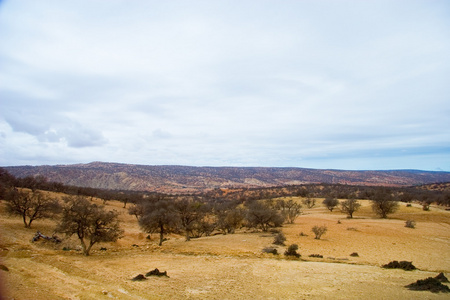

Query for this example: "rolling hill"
[4,162,450,193]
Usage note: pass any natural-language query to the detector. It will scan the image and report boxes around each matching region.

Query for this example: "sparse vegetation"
[323,196,339,212]
[311,225,327,240]
[1,168,450,299]
[405,220,416,229]
[302,197,316,209]
[405,276,450,293]
[56,195,123,256]
[273,232,286,245]
[340,197,361,218]
[276,199,302,223]
[245,201,284,232]
[262,247,278,255]
[383,261,416,271]
[284,244,300,258]
[309,254,323,258]
[4,189,60,228]
[371,188,399,218]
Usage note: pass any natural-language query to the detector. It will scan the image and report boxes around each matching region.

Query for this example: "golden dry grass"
[1,196,449,299]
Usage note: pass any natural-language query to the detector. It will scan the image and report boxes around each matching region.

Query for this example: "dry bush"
[405,220,416,228]
[311,225,327,240]
[273,232,286,245]
[284,244,300,258]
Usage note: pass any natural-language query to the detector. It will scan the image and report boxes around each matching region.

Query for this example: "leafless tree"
[5,189,60,228]
[277,199,302,224]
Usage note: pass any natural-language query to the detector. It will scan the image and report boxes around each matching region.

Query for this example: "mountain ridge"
[5,162,450,194]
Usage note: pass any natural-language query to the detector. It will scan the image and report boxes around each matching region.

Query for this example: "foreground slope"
[1,195,449,299]
[6,162,450,193]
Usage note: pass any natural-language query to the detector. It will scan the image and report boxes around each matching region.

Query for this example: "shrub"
[311,225,327,239]
[405,220,416,229]
[309,254,323,258]
[284,244,300,258]
[383,260,416,271]
[131,274,147,281]
[262,247,278,255]
[273,232,286,245]
[405,277,450,293]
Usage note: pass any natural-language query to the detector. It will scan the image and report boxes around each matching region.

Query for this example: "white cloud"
[0,0,449,170]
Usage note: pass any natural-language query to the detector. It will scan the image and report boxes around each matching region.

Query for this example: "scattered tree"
[322,196,339,212]
[174,199,205,241]
[138,199,179,246]
[311,225,328,239]
[245,201,284,232]
[214,202,245,234]
[276,199,302,223]
[56,195,123,256]
[5,189,60,228]
[371,189,399,218]
[302,196,316,209]
[340,196,361,218]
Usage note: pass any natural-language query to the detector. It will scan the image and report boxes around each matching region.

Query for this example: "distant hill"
[4,162,450,193]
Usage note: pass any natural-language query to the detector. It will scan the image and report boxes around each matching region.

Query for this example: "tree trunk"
[79,238,88,256]
[23,215,30,228]
[85,240,95,256]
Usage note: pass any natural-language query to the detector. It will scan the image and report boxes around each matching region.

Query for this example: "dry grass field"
[1,194,449,299]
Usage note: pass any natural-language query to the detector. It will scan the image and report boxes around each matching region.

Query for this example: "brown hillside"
[5,162,450,193]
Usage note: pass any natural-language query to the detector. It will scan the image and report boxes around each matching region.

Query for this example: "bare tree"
[245,201,284,232]
[5,188,60,228]
[56,195,123,256]
[214,201,245,234]
[174,199,205,241]
[302,197,316,209]
[277,199,302,224]
[340,197,361,219]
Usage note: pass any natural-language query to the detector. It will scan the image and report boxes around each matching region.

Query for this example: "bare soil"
[1,197,449,299]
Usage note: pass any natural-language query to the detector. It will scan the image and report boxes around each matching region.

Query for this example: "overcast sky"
[0,0,449,171]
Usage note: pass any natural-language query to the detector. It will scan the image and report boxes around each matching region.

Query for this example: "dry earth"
[1,194,449,299]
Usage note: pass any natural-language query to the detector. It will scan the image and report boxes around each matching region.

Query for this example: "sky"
[0,0,449,171]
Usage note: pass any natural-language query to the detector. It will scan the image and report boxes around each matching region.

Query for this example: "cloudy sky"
[0,0,449,171]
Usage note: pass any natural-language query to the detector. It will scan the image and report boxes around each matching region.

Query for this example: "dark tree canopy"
[56,195,123,256]
[371,189,399,218]
[322,196,339,212]
[138,199,179,246]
